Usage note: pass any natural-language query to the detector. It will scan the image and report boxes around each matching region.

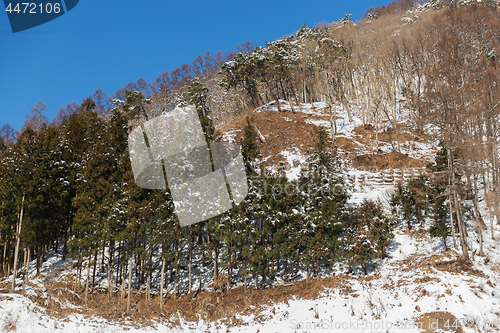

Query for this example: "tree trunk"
[392,84,400,152]
[24,246,30,286]
[213,242,219,289]
[160,256,165,311]
[146,274,151,304]
[252,124,266,143]
[473,175,482,221]
[228,243,233,289]
[447,186,457,248]
[279,79,287,102]
[92,250,98,285]
[108,256,112,299]
[288,78,300,113]
[329,105,336,141]
[449,149,469,261]
[343,98,353,123]
[275,95,282,112]
[493,140,500,226]
[36,246,41,276]
[324,73,337,141]
[101,242,106,276]
[442,237,448,251]
[22,248,27,292]
[121,277,125,308]
[176,240,181,297]
[72,262,77,302]
[375,105,379,152]
[85,258,91,307]
[62,225,68,261]
[116,242,122,287]
[478,227,485,257]
[188,229,192,295]
[77,251,82,288]
[11,195,24,292]
[198,267,202,294]
[127,254,133,314]
[490,202,495,240]
[3,241,7,276]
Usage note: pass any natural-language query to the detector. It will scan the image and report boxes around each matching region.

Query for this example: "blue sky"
[0,0,388,132]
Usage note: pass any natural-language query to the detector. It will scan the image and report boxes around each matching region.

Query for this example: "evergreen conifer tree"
[299,126,348,277]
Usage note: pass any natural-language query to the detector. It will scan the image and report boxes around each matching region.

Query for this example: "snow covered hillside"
[1,101,499,333]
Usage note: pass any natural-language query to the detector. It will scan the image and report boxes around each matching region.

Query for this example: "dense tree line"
[0,89,394,304]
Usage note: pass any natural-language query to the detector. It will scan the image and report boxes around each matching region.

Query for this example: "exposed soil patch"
[353,151,426,170]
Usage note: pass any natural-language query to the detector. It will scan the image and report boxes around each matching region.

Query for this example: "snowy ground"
[2,217,499,332]
[1,101,499,332]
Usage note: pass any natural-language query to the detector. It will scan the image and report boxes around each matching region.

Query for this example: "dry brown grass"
[353,151,426,170]
[2,313,18,332]
[353,124,422,144]
[158,275,358,325]
[218,109,359,168]
[393,250,487,279]
[2,273,367,328]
